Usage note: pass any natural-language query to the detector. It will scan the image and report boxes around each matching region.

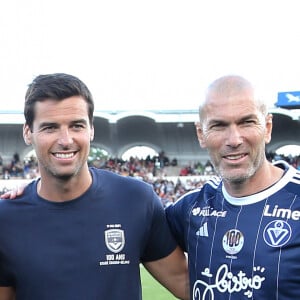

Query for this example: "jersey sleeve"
[165,199,187,252]
[140,189,178,262]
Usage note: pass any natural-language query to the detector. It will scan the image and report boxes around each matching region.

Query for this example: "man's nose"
[226,125,243,147]
[57,128,73,146]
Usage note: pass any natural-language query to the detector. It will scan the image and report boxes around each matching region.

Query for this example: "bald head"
[195,75,274,187]
[199,75,267,122]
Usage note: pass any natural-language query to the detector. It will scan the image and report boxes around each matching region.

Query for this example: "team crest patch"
[222,229,244,255]
[105,229,125,253]
[263,220,292,247]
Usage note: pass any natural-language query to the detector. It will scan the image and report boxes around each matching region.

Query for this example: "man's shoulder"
[184,175,221,197]
[273,160,300,193]
[0,181,36,208]
[171,176,221,208]
[89,167,153,192]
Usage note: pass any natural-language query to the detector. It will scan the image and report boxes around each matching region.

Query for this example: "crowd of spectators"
[0,153,39,181]
[0,151,299,206]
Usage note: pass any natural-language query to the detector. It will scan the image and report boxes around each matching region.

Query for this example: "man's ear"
[264,113,273,144]
[23,124,32,146]
[195,122,206,148]
[90,125,94,142]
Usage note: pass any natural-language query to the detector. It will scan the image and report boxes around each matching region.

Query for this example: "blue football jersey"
[166,160,300,299]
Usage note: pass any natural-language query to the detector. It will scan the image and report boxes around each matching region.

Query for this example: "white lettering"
[196,206,227,218]
[264,205,300,221]
[193,264,265,299]
[116,254,125,260]
[109,260,120,265]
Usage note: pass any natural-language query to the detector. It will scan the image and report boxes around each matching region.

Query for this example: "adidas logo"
[196,222,208,237]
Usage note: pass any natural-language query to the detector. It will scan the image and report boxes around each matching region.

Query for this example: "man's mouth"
[224,154,246,160]
[54,152,76,159]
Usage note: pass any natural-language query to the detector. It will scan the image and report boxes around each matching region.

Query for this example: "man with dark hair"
[0,73,189,300]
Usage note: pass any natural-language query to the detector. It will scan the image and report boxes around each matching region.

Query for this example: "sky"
[1,0,300,112]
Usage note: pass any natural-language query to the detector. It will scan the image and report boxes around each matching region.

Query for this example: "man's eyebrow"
[206,118,227,125]
[37,119,88,128]
[238,114,259,122]
[70,119,88,125]
[242,113,257,118]
[209,114,258,123]
[38,121,57,128]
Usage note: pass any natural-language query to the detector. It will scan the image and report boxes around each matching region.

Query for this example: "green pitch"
[141,265,178,299]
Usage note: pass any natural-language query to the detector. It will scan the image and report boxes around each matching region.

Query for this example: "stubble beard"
[42,162,83,182]
[212,149,266,185]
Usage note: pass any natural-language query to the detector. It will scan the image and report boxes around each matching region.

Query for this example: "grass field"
[141,265,178,299]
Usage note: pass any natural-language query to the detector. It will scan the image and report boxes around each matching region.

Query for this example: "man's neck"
[223,161,284,198]
[37,168,92,202]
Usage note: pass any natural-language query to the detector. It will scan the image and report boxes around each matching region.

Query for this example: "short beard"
[222,173,251,185]
[43,164,82,182]
[55,173,74,181]
[215,155,264,185]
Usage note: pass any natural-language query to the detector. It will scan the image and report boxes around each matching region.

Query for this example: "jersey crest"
[104,229,125,253]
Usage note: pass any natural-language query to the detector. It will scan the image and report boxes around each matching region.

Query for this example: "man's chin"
[218,169,249,184]
[47,165,82,181]
[227,176,248,185]
[51,170,76,181]
[56,174,74,181]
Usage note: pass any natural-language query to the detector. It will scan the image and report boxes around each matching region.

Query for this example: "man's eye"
[243,120,256,125]
[210,123,225,129]
[73,124,84,129]
[42,126,56,132]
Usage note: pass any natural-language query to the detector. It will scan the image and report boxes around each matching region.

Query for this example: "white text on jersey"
[264,204,300,221]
